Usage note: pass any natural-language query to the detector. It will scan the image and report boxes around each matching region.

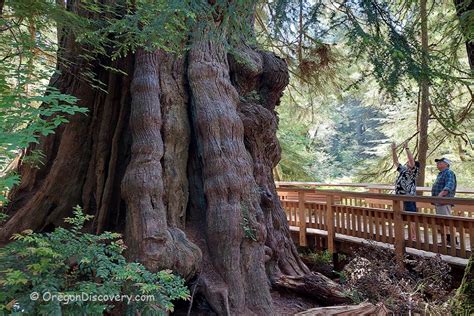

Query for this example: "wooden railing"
[277,183,474,217]
[276,181,474,197]
[278,187,474,265]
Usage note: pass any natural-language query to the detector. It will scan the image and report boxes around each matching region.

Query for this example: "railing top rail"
[366,184,474,194]
[276,181,474,194]
[276,181,371,188]
[332,204,474,221]
[276,187,474,205]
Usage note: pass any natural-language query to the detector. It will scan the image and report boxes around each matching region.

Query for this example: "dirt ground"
[173,290,319,315]
[272,290,319,315]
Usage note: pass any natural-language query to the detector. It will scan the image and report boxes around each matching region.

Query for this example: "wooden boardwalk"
[288,226,469,266]
[277,183,474,266]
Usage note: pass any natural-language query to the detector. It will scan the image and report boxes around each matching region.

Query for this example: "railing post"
[326,194,335,255]
[298,191,307,247]
[393,199,405,269]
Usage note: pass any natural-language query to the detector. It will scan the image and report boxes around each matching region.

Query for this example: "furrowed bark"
[159,52,190,229]
[187,31,273,314]
[122,49,201,279]
[0,67,97,239]
[229,46,310,278]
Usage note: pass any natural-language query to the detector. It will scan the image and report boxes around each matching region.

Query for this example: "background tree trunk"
[417,0,430,186]
[453,0,474,70]
[0,1,325,314]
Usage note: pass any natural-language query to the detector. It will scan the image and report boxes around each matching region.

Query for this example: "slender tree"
[417,0,430,186]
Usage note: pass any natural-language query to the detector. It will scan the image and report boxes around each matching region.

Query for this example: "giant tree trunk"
[0,1,344,314]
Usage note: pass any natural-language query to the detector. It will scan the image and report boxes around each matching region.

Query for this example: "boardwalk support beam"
[393,200,405,269]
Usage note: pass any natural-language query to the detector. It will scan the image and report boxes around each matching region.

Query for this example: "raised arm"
[391,142,399,168]
[404,142,415,168]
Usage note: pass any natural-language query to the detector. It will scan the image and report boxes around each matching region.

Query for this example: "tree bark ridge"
[122,49,201,279]
[187,31,272,314]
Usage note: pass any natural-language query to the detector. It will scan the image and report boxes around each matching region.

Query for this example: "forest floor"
[272,290,319,315]
[173,290,318,315]
[175,246,466,315]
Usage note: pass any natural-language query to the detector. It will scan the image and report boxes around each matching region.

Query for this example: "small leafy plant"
[306,250,333,266]
[240,202,257,241]
[0,206,189,315]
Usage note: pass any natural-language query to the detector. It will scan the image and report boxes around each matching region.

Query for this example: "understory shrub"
[0,206,189,315]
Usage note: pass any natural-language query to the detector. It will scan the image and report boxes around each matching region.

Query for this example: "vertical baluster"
[289,203,293,226]
[423,215,429,251]
[381,212,387,243]
[432,217,439,253]
[440,218,448,255]
[459,221,466,258]
[298,191,307,247]
[362,208,368,238]
[343,207,348,235]
[376,211,381,241]
[336,206,342,234]
[469,222,474,256]
[449,219,456,256]
[349,207,353,236]
[316,204,321,229]
[356,208,362,238]
[415,215,421,250]
[407,213,413,248]
[388,211,393,243]
[326,194,335,255]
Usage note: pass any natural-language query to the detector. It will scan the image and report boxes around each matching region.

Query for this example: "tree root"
[295,302,390,315]
[274,273,352,306]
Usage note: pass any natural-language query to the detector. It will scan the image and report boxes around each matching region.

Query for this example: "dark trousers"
[403,201,417,212]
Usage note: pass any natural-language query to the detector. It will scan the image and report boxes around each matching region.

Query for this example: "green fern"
[0,207,189,315]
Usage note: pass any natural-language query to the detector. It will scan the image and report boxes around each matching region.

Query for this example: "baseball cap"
[434,157,452,165]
